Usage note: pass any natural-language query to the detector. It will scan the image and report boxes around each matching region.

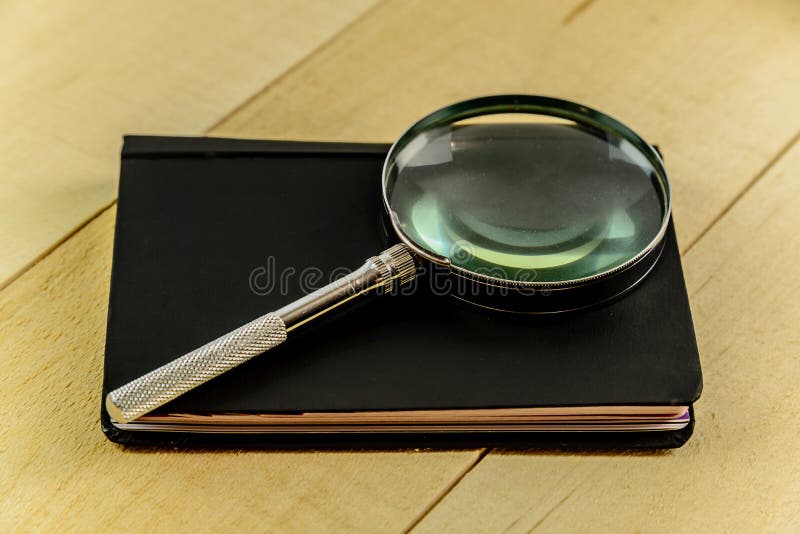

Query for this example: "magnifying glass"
[107,94,671,423]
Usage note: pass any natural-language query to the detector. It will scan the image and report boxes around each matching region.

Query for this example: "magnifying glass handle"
[105,244,416,424]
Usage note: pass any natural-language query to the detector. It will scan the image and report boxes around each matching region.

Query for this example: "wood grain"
[212,0,800,253]
[0,0,378,289]
[411,140,800,534]
[0,206,482,532]
[3,0,800,531]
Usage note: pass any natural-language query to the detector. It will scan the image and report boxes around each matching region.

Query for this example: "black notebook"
[102,136,702,448]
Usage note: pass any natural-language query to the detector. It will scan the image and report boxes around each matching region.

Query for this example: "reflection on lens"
[385,121,665,282]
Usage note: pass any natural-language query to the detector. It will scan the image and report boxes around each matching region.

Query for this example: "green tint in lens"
[384,100,668,285]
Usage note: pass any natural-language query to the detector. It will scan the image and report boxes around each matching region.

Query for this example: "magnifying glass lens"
[385,116,665,283]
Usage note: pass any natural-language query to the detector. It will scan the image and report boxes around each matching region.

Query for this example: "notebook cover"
[101,136,702,448]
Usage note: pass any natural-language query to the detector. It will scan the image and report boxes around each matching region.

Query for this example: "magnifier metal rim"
[381,94,672,289]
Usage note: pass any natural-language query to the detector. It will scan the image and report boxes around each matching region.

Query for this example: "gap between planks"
[681,129,800,256]
[403,448,492,533]
[204,0,388,134]
[2,79,796,534]
[0,1,387,297]
[3,68,797,534]
[410,128,800,525]
[562,0,598,25]
[2,1,797,527]
[0,198,117,294]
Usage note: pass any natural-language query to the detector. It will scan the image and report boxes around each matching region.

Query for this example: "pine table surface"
[2,1,799,532]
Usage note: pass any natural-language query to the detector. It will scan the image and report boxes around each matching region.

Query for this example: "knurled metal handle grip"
[105,313,287,423]
[105,244,417,425]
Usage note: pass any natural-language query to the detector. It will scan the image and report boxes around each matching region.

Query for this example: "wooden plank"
[412,141,800,532]
[212,0,800,254]
[3,0,800,531]
[0,0,378,288]
[0,206,482,532]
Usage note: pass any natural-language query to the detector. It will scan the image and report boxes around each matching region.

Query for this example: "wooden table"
[2,1,799,531]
